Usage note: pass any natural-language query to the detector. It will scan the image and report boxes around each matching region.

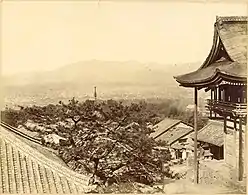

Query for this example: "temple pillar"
[194,87,199,184]
[223,116,227,161]
[238,117,243,181]
[210,89,213,118]
[244,117,247,179]
[233,117,237,180]
[218,87,221,101]
[214,87,217,118]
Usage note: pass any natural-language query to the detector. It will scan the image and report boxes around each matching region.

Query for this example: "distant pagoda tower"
[94,86,97,101]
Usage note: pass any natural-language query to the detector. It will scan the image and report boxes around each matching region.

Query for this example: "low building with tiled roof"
[151,118,193,144]
[151,118,194,160]
[190,120,227,160]
[191,120,225,147]
[0,124,90,194]
[191,119,245,164]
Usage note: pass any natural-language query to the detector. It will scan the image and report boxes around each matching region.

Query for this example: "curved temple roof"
[0,126,90,194]
[174,16,247,88]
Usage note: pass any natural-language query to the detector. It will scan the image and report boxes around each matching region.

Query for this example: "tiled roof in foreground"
[0,126,90,194]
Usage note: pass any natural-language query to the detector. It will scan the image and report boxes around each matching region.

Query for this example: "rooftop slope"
[190,120,231,147]
[0,126,90,194]
[150,118,181,139]
[151,118,193,145]
[174,16,247,87]
[155,123,193,145]
[216,16,247,65]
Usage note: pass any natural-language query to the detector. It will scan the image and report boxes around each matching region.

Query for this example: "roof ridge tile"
[216,16,248,23]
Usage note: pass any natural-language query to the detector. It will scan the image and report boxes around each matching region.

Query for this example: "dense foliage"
[1,99,172,186]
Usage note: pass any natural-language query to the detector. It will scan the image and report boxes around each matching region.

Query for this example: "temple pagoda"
[174,16,247,183]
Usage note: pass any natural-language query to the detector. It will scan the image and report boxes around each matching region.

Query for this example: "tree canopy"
[1,98,208,187]
[1,98,173,186]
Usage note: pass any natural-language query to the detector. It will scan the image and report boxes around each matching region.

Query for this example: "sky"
[1,1,247,75]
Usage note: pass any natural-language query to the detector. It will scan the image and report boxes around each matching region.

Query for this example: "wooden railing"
[206,99,247,117]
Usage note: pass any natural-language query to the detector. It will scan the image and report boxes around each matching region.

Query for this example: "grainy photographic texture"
[0,1,247,194]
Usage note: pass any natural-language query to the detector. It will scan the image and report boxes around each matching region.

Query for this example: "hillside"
[2,60,208,108]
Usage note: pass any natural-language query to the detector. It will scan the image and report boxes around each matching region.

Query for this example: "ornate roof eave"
[175,69,247,89]
[174,16,247,88]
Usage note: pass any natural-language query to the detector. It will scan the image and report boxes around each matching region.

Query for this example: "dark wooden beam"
[238,118,243,181]
[194,87,199,184]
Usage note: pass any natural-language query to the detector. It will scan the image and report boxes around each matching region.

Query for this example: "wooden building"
[170,133,195,161]
[190,120,231,160]
[174,16,247,183]
[151,118,194,161]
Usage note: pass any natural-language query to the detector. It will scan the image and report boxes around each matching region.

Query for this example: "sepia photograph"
[0,0,247,194]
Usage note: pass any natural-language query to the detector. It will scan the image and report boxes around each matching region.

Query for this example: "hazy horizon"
[2,1,247,76]
[2,59,202,77]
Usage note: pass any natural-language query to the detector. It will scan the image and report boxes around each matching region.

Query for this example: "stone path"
[163,179,245,194]
[163,161,246,194]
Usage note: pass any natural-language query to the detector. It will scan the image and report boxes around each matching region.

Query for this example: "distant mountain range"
[2,60,208,108]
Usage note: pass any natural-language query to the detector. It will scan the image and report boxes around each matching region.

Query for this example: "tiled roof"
[152,119,193,145]
[174,16,247,87]
[190,120,230,147]
[150,118,181,139]
[218,22,247,64]
[0,126,90,194]
[155,126,193,145]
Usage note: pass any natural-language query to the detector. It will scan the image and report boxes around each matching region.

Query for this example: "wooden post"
[234,117,237,180]
[223,87,225,102]
[238,117,243,181]
[224,116,227,133]
[194,87,199,184]
[218,87,221,101]
[214,87,217,118]
[210,89,213,118]
[245,117,247,178]
[224,116,227,161]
